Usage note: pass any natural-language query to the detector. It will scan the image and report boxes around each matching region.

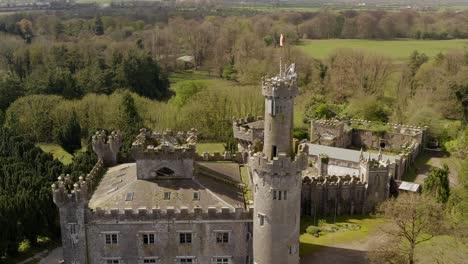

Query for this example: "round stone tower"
[248,63,308,264]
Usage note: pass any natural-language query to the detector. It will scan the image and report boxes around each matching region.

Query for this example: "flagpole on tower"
[280,33,285,77]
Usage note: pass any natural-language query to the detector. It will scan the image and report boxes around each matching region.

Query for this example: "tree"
[116,93,143,154]
[424,165,450,203]
[0,109,4,126]
[0,74,24,111]
[0,128,65,258]
[114,50,169,100]
[370,194,445,264]
[170,80,207,108]
[94,16,104,36]
[53,111,82,154]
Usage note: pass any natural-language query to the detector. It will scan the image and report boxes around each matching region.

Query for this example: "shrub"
[306,226,321,236]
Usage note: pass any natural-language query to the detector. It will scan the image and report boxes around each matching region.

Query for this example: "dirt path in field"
[300,227,389,264]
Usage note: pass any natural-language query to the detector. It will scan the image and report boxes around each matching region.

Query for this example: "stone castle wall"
[301,176,367,216]
[85,207,252,264]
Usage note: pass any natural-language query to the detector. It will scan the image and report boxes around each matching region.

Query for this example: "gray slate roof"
[89,163,244,210]
[305,144,397,163]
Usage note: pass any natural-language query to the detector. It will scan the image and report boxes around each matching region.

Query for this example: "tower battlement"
[52,159,104,206]
[261,77,298,98]
[249,151,308,174]
[92,130,122,166]
[232,114,264,144]
[89,206,253,222]
[131,128,197,160]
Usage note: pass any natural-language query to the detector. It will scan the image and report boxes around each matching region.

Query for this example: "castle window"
[179,232,192,244]
[143,233,155,245]
[289,245,297,255]
[104,232,118,245]
[214,257,230,264]
[215,231,229,243]
[272,145,277,158]
[258,214,265,226]
[156,167,175,177]
[164,192,171,200]
[177,257,195,263]
[105,259,120,264]
[68,223,77,235]
[272,190,287,200]
[143,258,157,263]
[193,192,200,201]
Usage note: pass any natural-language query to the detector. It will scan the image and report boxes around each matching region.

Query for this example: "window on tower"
[272,189,288,200]
[258,214,265,226]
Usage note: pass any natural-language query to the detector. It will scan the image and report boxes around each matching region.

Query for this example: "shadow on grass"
[300,244,368,264]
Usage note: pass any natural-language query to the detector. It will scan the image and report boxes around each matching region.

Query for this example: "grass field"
[298,39,468,60]
[196,142,225,154]
[300,215,385,256]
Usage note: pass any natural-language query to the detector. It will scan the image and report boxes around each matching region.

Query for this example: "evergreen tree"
[53,111,82,154]
[0,128,65,258]
[94,16,104,36]
[0,109,4,127]
[116,50,170,100]
[424,164,450,203]
[116,93,143,155]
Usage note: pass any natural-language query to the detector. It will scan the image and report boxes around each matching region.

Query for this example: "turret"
[248,62,306,264]
[261,63,298,160]
[52,174,90,264]
[92,130,122,166]
[51,159,103,264]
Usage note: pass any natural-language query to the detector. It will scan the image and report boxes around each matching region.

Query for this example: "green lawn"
[36,143,74,165]
[196,142,225,154]
[298,39,468,61]
[300,215,385,256]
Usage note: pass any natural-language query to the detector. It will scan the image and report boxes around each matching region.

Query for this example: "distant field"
[298,39,468,60]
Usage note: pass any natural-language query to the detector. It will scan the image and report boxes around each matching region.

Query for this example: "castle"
[53,62,426,264]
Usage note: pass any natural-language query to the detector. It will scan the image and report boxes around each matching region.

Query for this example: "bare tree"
[369,193,445,264]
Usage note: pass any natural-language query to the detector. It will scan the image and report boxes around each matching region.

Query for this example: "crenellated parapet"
[52,159,105,207]
[349,118,427,136]
[303,175,366,188]
[261,63,298,99]
[249,151,308,174]
[232,114,264,143]
[88,206,253,222]
[194,151,240,162]
[92,130,122,166]
[312,119,347,129]
[131,128,198,160]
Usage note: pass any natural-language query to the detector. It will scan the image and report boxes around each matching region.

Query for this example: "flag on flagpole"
[280,33,285,47]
